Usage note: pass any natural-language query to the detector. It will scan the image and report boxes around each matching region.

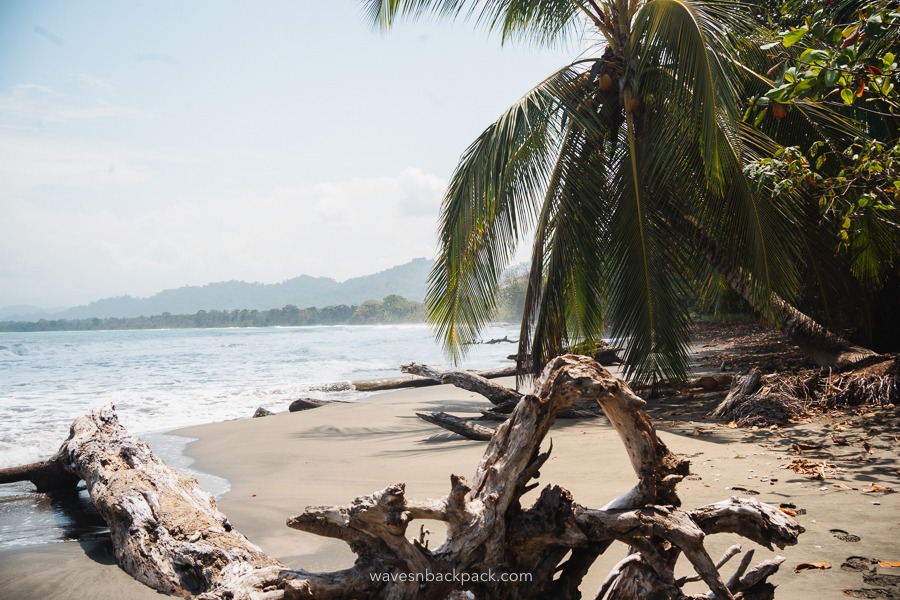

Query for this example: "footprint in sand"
[831,528,862,543]
[841,557,900,599]
[865,572,900,587]
[842,556,877,572]
[842,588,899,599]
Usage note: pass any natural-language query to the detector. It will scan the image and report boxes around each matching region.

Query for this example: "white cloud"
[0,169,447,306]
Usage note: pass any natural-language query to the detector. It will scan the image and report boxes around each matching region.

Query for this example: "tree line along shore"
[0,271,531,333]
[0,295,424,332]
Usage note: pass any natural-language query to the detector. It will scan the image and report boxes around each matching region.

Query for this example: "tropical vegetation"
[742,0,899,351]
[366,0,899,384]
[0,296,423,332]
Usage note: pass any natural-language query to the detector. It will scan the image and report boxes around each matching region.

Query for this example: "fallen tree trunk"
[351,375,439,392]
[415,412,495,441]
[679,213,878,368]
[474,364,519,378]
[0,457,79,492]
[400,362,522,406]
[1,355,802,599]
[482,405,603,420]
[0,407,286,598]
[351,365,518,392]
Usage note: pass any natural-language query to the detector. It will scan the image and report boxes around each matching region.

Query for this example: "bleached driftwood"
[403,361,600,439]
[0,355,803,599]
[351,365,518,392]
[400,362,522,406]
[0,407,285,598]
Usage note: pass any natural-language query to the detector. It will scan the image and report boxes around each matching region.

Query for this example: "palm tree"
[365,0,806,384]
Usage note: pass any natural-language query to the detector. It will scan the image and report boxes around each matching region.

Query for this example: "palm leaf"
[519,123,610,375]
[363,0,583,46]
[426,65,590,360]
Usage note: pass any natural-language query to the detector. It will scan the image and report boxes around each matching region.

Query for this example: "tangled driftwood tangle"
[710,369,806,427]
[710,356,898,427]
[0,355,802,599]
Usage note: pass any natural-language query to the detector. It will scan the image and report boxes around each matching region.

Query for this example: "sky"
[0,1,580,309]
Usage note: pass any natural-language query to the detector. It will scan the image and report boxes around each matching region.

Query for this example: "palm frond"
[363,0,583,46]
[427,65,587,361]
[519,124,610,375]
[602,105,696,384]
[850,211,899,290]
[631,0,750,193]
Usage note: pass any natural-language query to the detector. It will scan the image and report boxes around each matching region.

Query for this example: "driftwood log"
[415,411,495,441]
[402,362,522,439]
[0,355,802,599]
[405,362,601,437]
[400,362,522,406]
[352,365,518,392]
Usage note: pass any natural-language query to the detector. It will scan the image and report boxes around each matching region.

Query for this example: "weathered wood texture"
[710,369,806,427]
[400,362,522,406]
[351,365,518,392]
[0,457,79,492]
[351,375,439,392]
[26,408,285,598]
[2,355,803,599]
[415,411,495,441]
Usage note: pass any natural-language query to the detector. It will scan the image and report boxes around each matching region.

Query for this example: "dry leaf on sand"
[863,483,895,493]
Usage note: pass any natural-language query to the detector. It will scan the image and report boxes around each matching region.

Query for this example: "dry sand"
[1,370,898,599]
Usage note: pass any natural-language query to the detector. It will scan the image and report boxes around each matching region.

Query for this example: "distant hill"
[0,305,60,321]
[2,258,434,322]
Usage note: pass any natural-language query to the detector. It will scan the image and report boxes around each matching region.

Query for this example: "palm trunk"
[682,215,877,368]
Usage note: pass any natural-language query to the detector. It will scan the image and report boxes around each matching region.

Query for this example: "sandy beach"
[1,345,898,599]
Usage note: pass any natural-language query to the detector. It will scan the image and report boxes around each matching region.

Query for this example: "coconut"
[599,73,614,92]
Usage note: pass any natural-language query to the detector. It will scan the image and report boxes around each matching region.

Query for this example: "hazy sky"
[0,1,579,308]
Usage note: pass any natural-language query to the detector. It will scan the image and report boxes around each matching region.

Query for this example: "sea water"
[0,323,519,549]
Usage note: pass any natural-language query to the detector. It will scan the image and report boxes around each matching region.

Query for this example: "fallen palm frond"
[812,356,898,407]
[710,369,808,427]
[710,356,898,427]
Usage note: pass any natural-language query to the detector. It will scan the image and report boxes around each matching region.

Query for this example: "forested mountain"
[1,258,433,322]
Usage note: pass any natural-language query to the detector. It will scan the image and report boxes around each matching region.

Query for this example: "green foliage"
[348,295,426,324]
[746,0,899,124]
[745,138,900,287]
[742,0,899,299]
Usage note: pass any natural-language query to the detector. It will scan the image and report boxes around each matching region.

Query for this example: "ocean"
[0,323,520,549]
